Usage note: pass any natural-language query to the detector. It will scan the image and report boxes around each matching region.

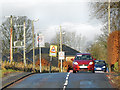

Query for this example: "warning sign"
[59,51,65,60]
[50,46,56,53]
[49,45,57,57]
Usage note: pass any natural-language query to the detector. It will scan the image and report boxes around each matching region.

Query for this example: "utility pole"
[23,21,26,67]
[32,19,39,70]
[60,25,63,72]
[10,15,13,63]
[108,0,111,34]
[32,21,35,69]
[108,0,111,72]
[57,34,60,69]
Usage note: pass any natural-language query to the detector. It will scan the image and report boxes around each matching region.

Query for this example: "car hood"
[74,60,93,65]
[95,64,106,67]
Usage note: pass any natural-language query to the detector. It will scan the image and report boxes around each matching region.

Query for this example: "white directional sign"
[14,41,23,48]
[59,51,65,60]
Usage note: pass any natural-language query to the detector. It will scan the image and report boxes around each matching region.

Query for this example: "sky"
[0,0,105,51]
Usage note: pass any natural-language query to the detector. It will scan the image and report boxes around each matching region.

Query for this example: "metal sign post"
[39,46,41,73]
[37,34,45,73]
[59,51,65,72]
[49,56,52,73]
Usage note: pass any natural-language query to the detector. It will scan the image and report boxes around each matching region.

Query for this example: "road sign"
[49,45,57,57]
[59,51,65,60]
[36,34,45,47]
[14,41,23,48]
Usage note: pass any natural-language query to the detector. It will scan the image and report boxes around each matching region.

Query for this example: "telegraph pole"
[108,0,111,72]
[108,0,111,34]
[32,21,35,69]
[23,21,26,67]
[60,25,63,72]
[32,19,39,70]
[10,15,13,63]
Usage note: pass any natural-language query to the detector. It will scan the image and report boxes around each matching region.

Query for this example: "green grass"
[2,69,22,77]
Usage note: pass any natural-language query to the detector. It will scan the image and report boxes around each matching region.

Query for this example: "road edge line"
[1,72,36,90]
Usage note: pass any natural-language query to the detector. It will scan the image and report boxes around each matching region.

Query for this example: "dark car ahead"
[72,53,95,73]
[94,60,107,72]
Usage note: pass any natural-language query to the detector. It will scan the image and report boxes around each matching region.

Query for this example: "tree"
[86,40,107,62]
[90,2,119,32]
[90,1,120,72]
[50,31,85,52]
[0,16,33,55]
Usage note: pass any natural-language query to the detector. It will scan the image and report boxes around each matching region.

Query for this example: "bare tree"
[90,2,119,32]
[0,16,33,55]
[50,31,85,52]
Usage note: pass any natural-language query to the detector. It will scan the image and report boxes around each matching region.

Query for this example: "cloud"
[1,0,93,4]
[61,22,102,40]
[40,22,102,43]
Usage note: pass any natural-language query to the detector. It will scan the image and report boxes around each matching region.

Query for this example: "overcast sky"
[0,0,104,50]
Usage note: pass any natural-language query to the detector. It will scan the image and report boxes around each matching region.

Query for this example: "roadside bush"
[114,62,118,72]
[2,61,59,73]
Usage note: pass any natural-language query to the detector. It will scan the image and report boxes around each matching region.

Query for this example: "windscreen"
[75,54,93,60]
[94,61,106,65]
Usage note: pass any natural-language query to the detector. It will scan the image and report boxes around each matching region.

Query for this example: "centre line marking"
[66,76,68,80]
[63,72,71,90]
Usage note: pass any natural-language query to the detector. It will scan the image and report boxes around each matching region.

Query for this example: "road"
[8,72,114,89]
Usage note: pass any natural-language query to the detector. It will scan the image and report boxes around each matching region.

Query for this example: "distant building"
[2,44,80,67]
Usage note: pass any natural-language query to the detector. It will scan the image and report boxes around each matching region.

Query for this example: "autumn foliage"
[58,60,73,72]
[36,58,50,66]
[107,30,120,65]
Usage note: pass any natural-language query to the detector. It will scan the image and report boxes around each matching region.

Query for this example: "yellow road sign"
[49,45,57,57]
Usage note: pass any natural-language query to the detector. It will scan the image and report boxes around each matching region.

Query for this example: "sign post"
[49,45,57,73]
[49,56,52,73]
[59,51,65,72]
[37,34,45,73]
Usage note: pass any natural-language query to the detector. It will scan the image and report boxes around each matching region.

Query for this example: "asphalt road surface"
[8,72,114,89]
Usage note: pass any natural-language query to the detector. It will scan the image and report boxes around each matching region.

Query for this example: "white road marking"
[63,86,66,90]
[95,71,104,73]
[64,80,68,85]
[63,72,71,90]
[66,76,68,80]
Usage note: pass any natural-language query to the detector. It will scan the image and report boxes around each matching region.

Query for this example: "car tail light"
[89,62,93,65]
[73,62,78,65]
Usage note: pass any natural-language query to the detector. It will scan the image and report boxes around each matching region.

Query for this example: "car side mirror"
[71,58,74,61]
